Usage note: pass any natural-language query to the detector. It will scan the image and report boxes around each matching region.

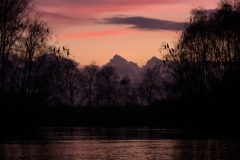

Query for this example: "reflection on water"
[1,127,240,160]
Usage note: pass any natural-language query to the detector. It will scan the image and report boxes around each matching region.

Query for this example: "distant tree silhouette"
[94,66,119,107]
[118,75,131,106]
[138,64,162,105]
[81,63,99,107]
[59,59,82,107]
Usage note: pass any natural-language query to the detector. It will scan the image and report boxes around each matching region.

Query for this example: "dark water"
[1,127,240,160]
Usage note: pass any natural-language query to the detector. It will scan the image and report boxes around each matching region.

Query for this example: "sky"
[33,0,220,67]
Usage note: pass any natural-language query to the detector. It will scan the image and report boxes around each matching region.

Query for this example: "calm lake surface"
[1,127,240,160]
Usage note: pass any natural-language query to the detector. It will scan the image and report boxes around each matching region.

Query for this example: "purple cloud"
[101,16,187,31]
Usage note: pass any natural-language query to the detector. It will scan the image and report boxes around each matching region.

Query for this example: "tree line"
[0,0,173,110]
[2,0,240,107]
[0,52,171,108]
[1,0,240,129]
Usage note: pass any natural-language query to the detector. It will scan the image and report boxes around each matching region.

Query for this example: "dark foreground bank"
[2,98,240,138]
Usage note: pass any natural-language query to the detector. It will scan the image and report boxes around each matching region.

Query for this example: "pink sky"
[33,0,220,66]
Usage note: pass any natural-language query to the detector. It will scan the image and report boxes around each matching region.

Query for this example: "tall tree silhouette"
[165,0,240,100]
[0,0,31,107]
[20,13,51,109]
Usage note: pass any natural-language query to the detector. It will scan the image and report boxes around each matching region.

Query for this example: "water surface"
[1,127,240,160]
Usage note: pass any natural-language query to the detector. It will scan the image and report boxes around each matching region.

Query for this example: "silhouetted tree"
[164,0,240,100]
[20,13,51,109]
[94,66,119,106]
[81,63,99,107]
[61,59,82,107]
[118,75,131,106]
[138,64,162,105]
[31,53,77,107]
[0,0,31,107]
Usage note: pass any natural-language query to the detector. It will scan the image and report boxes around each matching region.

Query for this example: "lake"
[1,127,240,160]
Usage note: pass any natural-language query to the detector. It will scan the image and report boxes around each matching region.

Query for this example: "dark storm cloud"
[101,16,187,31]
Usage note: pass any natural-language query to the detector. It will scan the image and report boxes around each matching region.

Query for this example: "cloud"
[100,16,187,31]
[32,0,194,30]
[33,0,215,30]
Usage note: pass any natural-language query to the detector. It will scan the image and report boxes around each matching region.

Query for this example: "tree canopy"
[164,0,240,101]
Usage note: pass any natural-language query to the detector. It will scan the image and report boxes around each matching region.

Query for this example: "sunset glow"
[34,0,220,66]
